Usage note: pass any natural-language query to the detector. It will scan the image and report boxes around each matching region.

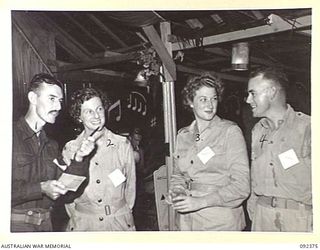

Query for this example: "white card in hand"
[197,146,215,164]
[58,173,86,192]
[108,169,126,187]
[278,149,300,169]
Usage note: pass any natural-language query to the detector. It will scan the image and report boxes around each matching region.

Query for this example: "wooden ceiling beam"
[36,13,92,61]
[177,65,247,83]
[63,13,108,51]
[142,24,177,81]
[57,70,131,84]
[204,47,308,73]
[88,14,128,48]
[251,10,264,20]
[51,59,133,79]
[198,57,227,65]
[172,14,311,51]
[56,51,138,72]
[85,68,133,79]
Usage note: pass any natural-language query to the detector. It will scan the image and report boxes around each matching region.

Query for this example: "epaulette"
[178,126,189,134]
[111,132,128,143]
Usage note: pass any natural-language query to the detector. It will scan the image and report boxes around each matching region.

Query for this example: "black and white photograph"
[1,0,319,249]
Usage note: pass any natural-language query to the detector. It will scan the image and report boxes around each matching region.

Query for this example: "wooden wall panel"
[12,11,56,120]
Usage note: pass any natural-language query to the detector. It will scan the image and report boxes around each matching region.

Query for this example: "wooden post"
[160,21,177,231]
[142,21,177,231]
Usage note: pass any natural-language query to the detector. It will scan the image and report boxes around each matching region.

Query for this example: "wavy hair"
[69,87,110,124]
[181,72,224,112]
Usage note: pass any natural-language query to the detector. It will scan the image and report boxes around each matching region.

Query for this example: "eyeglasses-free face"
[79,96,106,135]
[246,75,274,118]
[191,86,218,122]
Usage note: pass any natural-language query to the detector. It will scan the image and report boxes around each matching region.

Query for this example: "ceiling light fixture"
[231,42,249,71]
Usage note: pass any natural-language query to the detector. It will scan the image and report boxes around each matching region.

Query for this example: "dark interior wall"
[12,11,57,121]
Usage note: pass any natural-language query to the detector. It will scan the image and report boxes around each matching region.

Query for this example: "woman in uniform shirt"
[169,73,250,231]
[62,87,136,231]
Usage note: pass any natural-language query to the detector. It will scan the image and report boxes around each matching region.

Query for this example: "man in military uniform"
[11,73,94,232]
[246,67,312,232]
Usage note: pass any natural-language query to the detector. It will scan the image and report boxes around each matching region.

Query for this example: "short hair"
[69,87,110,124]
[28,73,63,93]
[249,66,289,91]
[181,72,224,112]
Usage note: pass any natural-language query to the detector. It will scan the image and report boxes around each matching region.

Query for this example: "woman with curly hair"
[62,87,136,231]
[169,73,250,231]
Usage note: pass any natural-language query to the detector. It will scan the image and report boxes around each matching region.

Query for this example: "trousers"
[251,203,312,232]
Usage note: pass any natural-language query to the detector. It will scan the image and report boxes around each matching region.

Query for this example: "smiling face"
[33,82,63,125]
[191,86,218,122]
[246,74,272,118]
[79,96,105,134]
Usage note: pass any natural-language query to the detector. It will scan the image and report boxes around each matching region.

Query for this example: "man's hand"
[40,180,68,200]
[74,136,95,162]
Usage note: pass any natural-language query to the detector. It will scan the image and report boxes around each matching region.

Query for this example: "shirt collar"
[18,117,48,143]
[260,104,294,130]
[189,115,221,135]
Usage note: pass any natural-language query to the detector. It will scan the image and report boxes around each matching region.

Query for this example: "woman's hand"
[74,136,95,162]
[172,195,207,213]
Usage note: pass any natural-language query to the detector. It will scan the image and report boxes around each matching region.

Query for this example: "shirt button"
[95,162,99,166]
[269,141,273,144]
[96,179,101,184]
[190,160,193,164]
[98,199,102,203]
[269,163,273,166]
[99,217,104,221]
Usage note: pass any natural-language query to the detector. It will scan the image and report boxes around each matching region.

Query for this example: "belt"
[75,199,126,216]
[11,208,51,226]
[257,196,312,211]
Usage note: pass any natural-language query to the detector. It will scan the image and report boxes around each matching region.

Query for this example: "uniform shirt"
[63,127,136,214]
[172,115,250,208]
[247,105,311,218]
[12,117,62,209]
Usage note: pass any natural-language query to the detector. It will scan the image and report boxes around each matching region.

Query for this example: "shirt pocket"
[278,136,303,160]
[44,157,58,178]
[174,148,189,160]
[13,152,36,181]
[14,152,35,168]
[200,144,226,170]
[173,149,189,172]
[209,144,225,156]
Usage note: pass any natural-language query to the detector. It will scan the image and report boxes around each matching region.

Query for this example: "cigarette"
[90,126,99,137]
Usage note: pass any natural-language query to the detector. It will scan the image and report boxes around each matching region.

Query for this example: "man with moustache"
[246,67,312,232]
[11,73,94,232]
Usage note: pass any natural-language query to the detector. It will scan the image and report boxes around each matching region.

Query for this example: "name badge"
[197,146,215,164]
[108,169,126,187]
[278,149,300,169]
